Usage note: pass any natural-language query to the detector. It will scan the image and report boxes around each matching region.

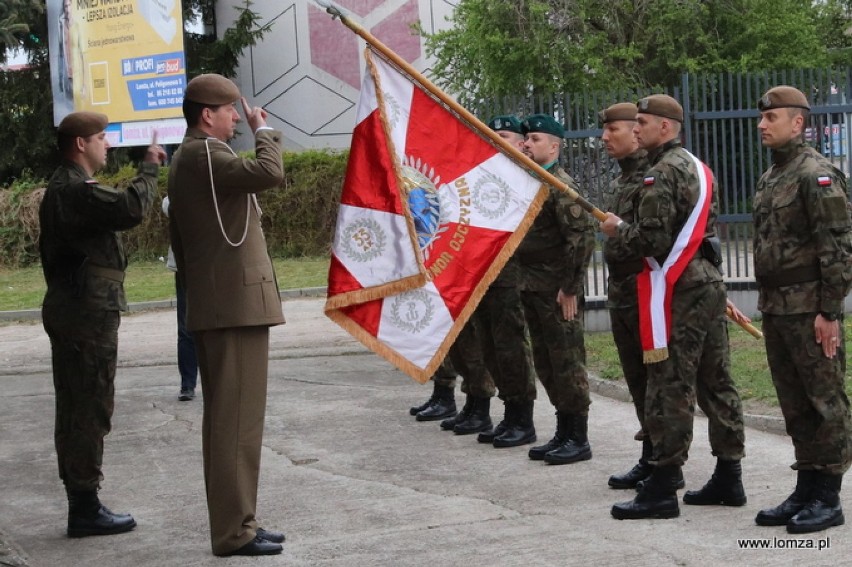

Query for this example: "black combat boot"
[683,458,747,506]
[609,438,654,489]
[787,473,845,534]
[441,395,474,430]
[415,384,456,421]
[611,465,681,520]
[528,411,570,460]
[636,466,685,492]
[755,469,817,526]
[478,401,510,443]
[543,413,592,464]
[454,396,492,435]
[67,489,137,538]
[493,400,537,448]
[410,381,442,415]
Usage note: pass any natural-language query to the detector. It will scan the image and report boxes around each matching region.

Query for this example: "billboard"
[46,0,188,146]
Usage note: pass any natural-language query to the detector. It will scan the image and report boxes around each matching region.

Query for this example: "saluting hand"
[145,131,167,165]
[242,97,268,133]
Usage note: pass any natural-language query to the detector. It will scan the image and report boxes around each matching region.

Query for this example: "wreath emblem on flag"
[473,172,512,220]
[388,288,435,333]
[340,217,387,262]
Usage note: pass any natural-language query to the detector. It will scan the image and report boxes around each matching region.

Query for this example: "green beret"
[520,114,565,138]
[758,86,810,111]
[57,111,109,138]
[599,102,637,124]
[184,73,240,105]
[636,94,684,123]
[488,115,522,134]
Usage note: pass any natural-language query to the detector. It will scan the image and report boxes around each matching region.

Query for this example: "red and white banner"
[636,150,714,363]
[325,48,546,382]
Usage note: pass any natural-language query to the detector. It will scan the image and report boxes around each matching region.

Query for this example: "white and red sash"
[637,150,713,363]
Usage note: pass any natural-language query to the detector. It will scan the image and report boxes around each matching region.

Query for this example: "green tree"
[424,0,844,104]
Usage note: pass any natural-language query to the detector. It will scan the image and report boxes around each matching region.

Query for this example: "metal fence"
[475,67,852,298]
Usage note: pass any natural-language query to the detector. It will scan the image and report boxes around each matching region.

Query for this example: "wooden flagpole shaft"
[317,1,607,222]
[726,306,763,339]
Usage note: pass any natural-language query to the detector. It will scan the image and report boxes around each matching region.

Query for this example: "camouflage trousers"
[433,318,496,398]
[521,290,590,415]
[609,304,648,430]
[475,286,536,403]
[645,281,745,467]
[763,313,852,475]
[42,304,119,491]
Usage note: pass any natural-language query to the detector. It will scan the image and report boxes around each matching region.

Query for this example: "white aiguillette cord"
[205,137,261,248]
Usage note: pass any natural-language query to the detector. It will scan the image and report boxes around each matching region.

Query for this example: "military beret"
[488,115,522,134]
[57,111,108,138]
[520,114,565,138]
[599,102,637,124]
[758,86,810,111]
[184,73,240,105]
[636,94,684,123]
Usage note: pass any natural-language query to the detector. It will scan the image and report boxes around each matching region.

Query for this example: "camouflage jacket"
[602,149,649,308]
[39,160,158,311]
[516,165,594,294]
[753,139,852,315]
[610,139,722,290]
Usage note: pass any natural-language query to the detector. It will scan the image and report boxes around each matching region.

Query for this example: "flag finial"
[314,0,347,19]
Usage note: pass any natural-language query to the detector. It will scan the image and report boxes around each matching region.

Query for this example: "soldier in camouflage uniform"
[751,86,852,534]
[515,114,595,464]
[601,95,745,520]
[473,115,538,446]
[597,103,657,488]
[39,111,164,537]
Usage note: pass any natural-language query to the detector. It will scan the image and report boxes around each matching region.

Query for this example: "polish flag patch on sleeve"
[644,176,656,186]
[817,176,832,187]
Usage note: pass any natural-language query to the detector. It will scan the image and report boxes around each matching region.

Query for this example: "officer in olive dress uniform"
[601,95,745,520]
[168,74,287,557]
[40,111,164,537]
[516,114,596,464]
[752,86,852,534]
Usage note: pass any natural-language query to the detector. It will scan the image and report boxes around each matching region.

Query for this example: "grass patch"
[0,256,330,311]
[586,317,852,408]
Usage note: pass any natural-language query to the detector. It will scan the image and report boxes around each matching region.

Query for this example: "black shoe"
[256,527,286,543]
[493,401,536,448]
[454,397,492,435]
[67,490,136,538]
[611,466,681,520]
[683,459,746,506]
[415,397,456,421]
[410,382,448,416]
[786,473,844,534]
[543,414,591,465]
[544,439,592,465]
[528,411,571,460]
[178,388,195,401]
[441,396,474,430]
[609,461,653,489]
[218,536,283,557]
[756,470,816,526]
[477,420,506,443]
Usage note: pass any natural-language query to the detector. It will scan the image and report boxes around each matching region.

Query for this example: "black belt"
[608,260,644,279]
[758,264,820,288]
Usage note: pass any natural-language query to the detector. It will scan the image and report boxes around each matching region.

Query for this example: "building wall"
[220,0,458,153]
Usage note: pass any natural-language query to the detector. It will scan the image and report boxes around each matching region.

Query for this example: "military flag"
[325,48,547,382]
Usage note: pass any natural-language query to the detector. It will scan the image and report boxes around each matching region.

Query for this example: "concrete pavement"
[0,297,846,566]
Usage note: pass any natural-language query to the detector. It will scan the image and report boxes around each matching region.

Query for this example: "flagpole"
[315,0,607,222]
[316,0,762,339]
